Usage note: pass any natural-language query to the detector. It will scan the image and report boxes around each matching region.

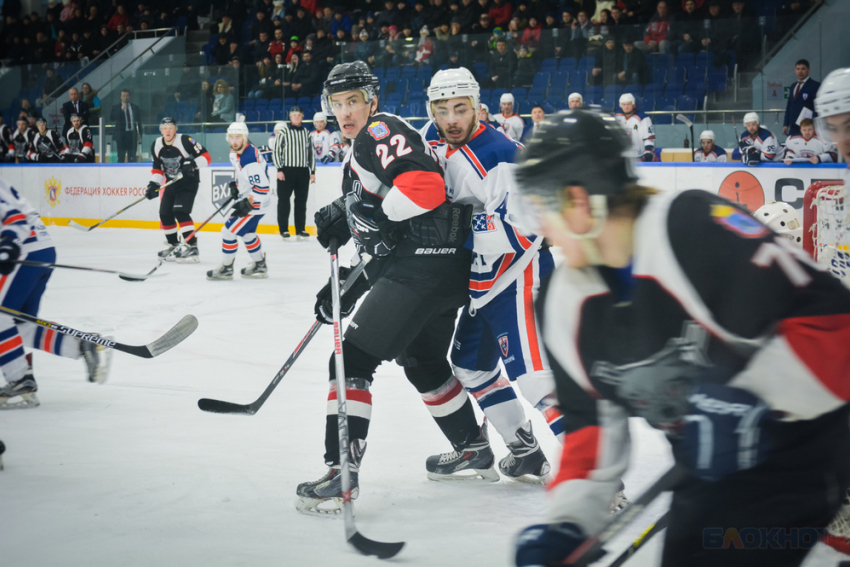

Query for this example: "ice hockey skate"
[80,336,113,384]
[206,263,234,281]
[158,244,179,261]
[174,245,199,264]
[498,421,551,485]
[296,440,365,516]
[0,376,39,409]
[426,422,499,482]
[296,231,310,241]
[240,256,268,279]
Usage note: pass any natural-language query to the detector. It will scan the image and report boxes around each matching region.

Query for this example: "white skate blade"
[427,466,500,482]
[206,274,233,281]
[295,497,344,516]
[0,392,40,410]
[175,256,200,264]
[240,272,268,279]
[505,472,550,486]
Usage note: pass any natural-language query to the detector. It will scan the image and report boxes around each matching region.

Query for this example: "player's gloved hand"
[349,200,395,257]
[180,160,197,177]
[228,180,240,199]
[320,154,334,164]
[515,522,593,567]
[314,266,371,325]
[745,147,761,167]
[145,181,160,200]
[231,197,253,218]
[0,236,21,276]
[642,150,654,162]
[672,384,773,482]
[74,154,87,163]
[315,197,351,249]
[4,151,13,162]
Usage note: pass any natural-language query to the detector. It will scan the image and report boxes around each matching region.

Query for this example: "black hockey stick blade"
[608,512,670,567]
[112,314,199,358]
[348,532,405,559]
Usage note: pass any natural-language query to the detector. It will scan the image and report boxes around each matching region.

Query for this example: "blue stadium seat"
[384,105,398,115]
[407,90,424,102]
[650,53,672,69]
[664,83,684,98]
[284,97,297,107]
[578,56,595,71]
[416,66,432,81]
[725,51,737,74]
[545,98,565,109]
[603,85,623,101]
[511,87,527,102]
[540,58,558,73]
[624,84,642,96]
[240,99,255,113]
[268,98,283,110]
[652,67,667,85]
[556,100,571,111]
[473,62,488,79]
[559,58,578,72]
[685,65,707,83]
[549,72,569,99]
[254,99,268,111]
[695,52,715,68]
[655,102,676,124]
[395,79,409,98]
[676,53,695,68]
[708,67,728,92]
[528,87,547,102]
[408,78,424,97]
[491,88,507,102]
[242,110,260,123]
[479,88,491,101]
[532,72,551,91]
[400,66,417,79]
[675,95,697,121]
[568,70,587,89]
[640,98,655,111]
[599,98,616,112]
[385,67,401,81]
[311,96,323,109]
[584,85,601,104]
[386,93,403,106]
[541,101,556,114]
[399,104,411,117]
[642,83,661,99]
[373,68,385,80]
[249,125,265,133]
[407,102,421,117]
[296,97,312,109]
[384,80,397,94]
[259,109,275,122]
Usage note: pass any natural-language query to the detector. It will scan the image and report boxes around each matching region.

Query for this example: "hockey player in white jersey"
[816,67,850,168]
[0,177,110,409]
[423,68,562,483]
[783,118,837,164]
[733,112,781,165]
[494,93,525,141]
[206,122,272,280]
[512,109,850,567]
[693,130,727,162]
[309,111,342,164]
[615,93,655,161]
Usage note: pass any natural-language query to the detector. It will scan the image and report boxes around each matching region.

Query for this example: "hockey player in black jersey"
[298,61,493,514]
[60,114,94,163]
[0,119,14,162]
[512,110,850,567]
[10,117,32,163]
[26,118,65,163]
[145,117,212,262]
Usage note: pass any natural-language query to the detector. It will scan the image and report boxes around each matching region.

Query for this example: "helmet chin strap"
[544,195,609,266]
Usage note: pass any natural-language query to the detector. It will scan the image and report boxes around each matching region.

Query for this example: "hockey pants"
[221,214,264,265]
[159,178,199,245]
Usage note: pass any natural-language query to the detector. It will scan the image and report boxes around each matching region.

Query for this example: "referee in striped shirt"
[273,106,316,241]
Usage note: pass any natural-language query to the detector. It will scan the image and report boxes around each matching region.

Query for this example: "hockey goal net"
[803,180,850,285]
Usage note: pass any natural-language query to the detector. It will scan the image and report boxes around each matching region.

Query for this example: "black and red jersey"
[150,134,211,184]
[63,124,94,161]
[27,129,65,162]
[537,189,850,535]
[11,127,33,159]
[0,125,14,159]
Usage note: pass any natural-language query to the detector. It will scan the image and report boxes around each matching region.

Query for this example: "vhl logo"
[498,335,509,357]
[211,169,236,215]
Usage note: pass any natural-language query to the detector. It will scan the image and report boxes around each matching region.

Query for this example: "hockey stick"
[328,238,405,559]
[675,114,695,162]
[563,465,687,566]
[197,255,370,415]
[0,305,198,358]
[8,259,165,282]
[68,174,184,232]
[607,512,670,567]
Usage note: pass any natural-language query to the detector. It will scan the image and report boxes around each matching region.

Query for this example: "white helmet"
[313,111,328,123]
[744,112,759,125]
[815,67,850,142]
[273,121,288,134]
[619,93,635,106]
[753,201,802,245]
[226,122,249,143]
[699,130,715,141]
[500,93,514,105]
[426,67,480,123]
[568,92,583,104]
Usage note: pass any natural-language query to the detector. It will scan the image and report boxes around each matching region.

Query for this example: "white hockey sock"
[455,367,527,444]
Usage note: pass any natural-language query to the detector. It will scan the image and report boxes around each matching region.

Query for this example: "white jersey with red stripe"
[784,134,837,163]
[493,112,525,142]
[0,176,53,254]
[229,142,272,215]
[693,145,727,162]
[739,127,781,162]
[537,188,850,536]
[424,122,543,307]
[310,128,342,162]
[615,112,655,158]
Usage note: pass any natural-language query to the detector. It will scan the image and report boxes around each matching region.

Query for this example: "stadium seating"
[559,58,578,72]
[532,72,550,91]
[541,58,558,73]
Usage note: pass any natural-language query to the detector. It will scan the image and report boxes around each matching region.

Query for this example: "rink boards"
[0,162,845,232]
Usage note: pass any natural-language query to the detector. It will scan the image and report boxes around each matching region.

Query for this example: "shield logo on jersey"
[710,204,770,238]
[803,93,808,100]
[44,176,62,207]
[368,121,389,140]
[498,335,509,357]
[472,213,496,233]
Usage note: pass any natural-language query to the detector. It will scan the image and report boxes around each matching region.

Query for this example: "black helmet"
[321,61,379,115]
[515,110,637,209]
[160,116,177,127]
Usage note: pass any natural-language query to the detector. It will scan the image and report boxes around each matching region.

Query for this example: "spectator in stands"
[282,51,299,91]
[569,92,584,108]
[636,1,671,53]
[315,6,333,35]
[291,6,313,41]
[594,9,613,40]
[285,35,303,63]
[489,0,513,27]
[110,89,141,163]
[32,32,51,63]
[727,0,758,68]
[80,83,100,122]
[415,26,434,64]
[312,29,335,65]
[592,38,621,87]
[570,11,594,58]
[41,69,63,106]
[210,79,235,123]
[783,59,820,137]
[332,10,353,35]
[62,87,89,134]
[410,1,427,32]
[19,100,38,120]
[521,16,543,48]
[227,37,247,65]
[521,104,545,142]
[249,54,274,98]
[216,14,234,35]
[488,38,515,88]
[212,34,231,65]
[514,44,536,87]
[426,0,448,29]
[268,28,285,59]
[250,11,273,49]
[669,0,702,55]
[108,5,129,30]
[291,50,320,96]
[253,31,271,61]
[619,38,648,85]
[436,21,450,41]
[354,29,376,63]
[516,2,535,28]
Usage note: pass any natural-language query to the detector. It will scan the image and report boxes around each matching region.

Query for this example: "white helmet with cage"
[815,67,850,143]
[753,201,803,246]
[426,67,480,123]
[226,121,250,146]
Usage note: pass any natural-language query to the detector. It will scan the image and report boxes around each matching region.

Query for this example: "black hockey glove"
[515,522,596,567]
[145,181,160,200]
[228,180,240,199]
[642,150,654,162]
[314,266,371,325]
[349,201,395,257]
[745,146,761,167]
[180,159,197,177]
[231,197,253,218]
[672,384,772,481]
[315,197,351,249]
[0,236,21,275]
[320,154,334,164]
[74,154,87,163]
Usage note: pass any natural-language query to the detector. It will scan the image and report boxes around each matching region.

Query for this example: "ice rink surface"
[1,226,846,567]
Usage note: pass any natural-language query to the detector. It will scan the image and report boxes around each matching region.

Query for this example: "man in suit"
[783,59,820,137]
[109,89,141,162]
[521,105,545,143]
[62,88,90,134]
